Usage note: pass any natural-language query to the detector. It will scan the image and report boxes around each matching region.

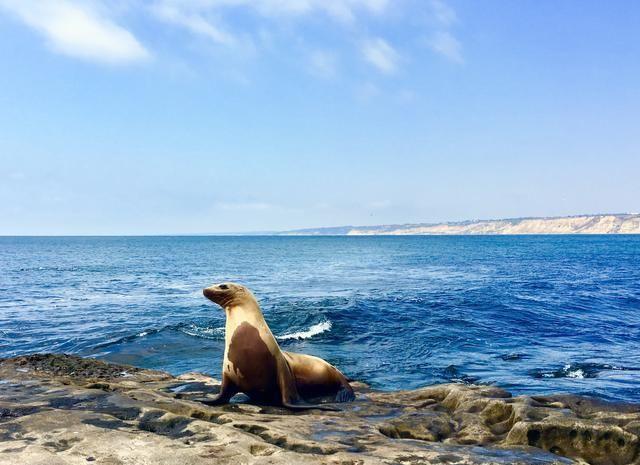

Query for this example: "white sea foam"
[173,320,332,341]
[567,369,585,379]
[564,363,585,379]
[277,321,332,341]
[179,324,225,339]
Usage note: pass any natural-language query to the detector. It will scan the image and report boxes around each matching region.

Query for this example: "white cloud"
[430,0,457,27]
[151,3,235,46]
[361,38,399,74]
[428,30,463,63]
[148,0,391,51]
[157,0,390,23]
[0,0,465,74]
[0,0,150,64]
[154,1,464,70]
[308,50,338,79]
[426,0,463,64]
[149,0,390,42]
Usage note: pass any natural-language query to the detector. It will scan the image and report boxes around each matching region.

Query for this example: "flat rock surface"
[1,355,638,464]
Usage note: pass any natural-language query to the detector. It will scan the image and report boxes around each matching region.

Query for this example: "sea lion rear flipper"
[335,386,356,403]
[277,355,339,411]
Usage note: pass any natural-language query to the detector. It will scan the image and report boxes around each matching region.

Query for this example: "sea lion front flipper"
[199,374,238,406]
[276,356,339,411]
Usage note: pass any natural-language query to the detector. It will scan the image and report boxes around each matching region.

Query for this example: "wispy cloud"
[180,0,390,23]
[151,0,390,41]
[308,50,338,79]
[0,0,465,74]
[427,0,463,63]
[427,31,463,64]
[361,38,399,74]
[0,0,150,65]
[151,3,235,46]
[430,0,457,27]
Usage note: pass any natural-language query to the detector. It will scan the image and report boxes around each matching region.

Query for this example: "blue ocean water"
[1,235,639,402]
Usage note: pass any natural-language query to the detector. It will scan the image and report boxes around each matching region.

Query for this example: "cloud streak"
[150,0,390,44]
[428,31,463,64]
[308,50,338,79]
[427,0,463,63]
[151,3,235,46]
[162,0,391,23]
[0,0,464,73]
[361,38,399,74]
[430,0,457,27]
[0,0,150,65]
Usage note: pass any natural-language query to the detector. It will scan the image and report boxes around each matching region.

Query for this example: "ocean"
[1,235,639,402]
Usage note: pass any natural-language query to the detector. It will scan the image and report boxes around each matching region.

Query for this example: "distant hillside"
[278,214,640,236]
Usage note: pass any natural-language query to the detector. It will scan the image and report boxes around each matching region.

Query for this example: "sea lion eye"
[219,284,229,290]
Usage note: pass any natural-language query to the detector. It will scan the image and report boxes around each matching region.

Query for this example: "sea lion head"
[203,282,257,308]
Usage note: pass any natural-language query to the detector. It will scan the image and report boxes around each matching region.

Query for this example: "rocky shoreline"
[1,355,638,464]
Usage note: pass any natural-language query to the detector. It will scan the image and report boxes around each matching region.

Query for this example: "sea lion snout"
[203,284,227,304]
[203,282,247,306]
[202,286,217,301]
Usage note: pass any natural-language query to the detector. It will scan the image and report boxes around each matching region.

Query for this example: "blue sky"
[1,0,639,234]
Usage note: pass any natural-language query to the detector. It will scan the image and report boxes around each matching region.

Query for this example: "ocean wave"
[93,319,332,349]
[177,319,333,341]
[93,322,224,348]
[500,353,528,361]
[276,320,332,341]
[532,363,633,380]
[441,364,480,384]
[93,328,163,348]
[176,323,225,339]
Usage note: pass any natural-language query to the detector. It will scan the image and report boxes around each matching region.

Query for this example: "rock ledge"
[1,354,639,465]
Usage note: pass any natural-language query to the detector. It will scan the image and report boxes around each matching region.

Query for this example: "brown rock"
[2,354,636,464]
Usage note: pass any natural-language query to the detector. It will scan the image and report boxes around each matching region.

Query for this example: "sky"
[1,0,639,235]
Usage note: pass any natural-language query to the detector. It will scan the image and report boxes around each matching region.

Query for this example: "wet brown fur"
[284,352,347,399]
[202,282,354,408]
[227,322,278,403]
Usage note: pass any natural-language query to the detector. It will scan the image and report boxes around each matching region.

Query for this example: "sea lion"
[201,282,355,409]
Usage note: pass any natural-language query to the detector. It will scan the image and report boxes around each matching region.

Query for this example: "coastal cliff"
[279,214,640,236]
[2,354,639,465]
